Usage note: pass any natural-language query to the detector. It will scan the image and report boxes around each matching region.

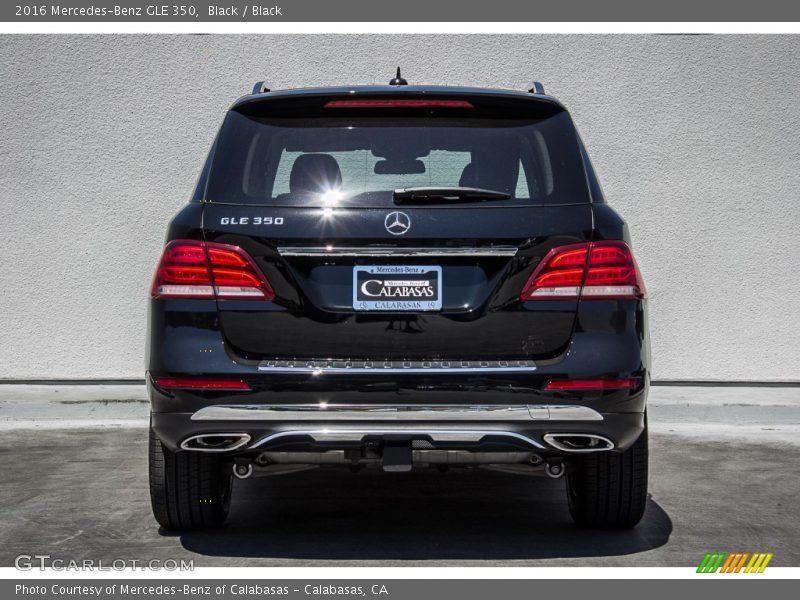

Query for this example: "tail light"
[520,241,646,301]
[151,240,275,300]
[544,378,640,390]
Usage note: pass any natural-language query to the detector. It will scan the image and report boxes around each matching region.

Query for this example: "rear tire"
[566,424,648,529]
[148,426,232,530]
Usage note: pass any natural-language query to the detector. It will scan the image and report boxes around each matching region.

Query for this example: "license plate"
[353,265,442,311]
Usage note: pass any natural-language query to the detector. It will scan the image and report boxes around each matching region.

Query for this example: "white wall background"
[0,35,798,381]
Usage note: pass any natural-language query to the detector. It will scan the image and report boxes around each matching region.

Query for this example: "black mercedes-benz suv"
[147,75,650,531]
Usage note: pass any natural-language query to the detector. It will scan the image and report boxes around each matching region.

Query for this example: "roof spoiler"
[251,80,545,96]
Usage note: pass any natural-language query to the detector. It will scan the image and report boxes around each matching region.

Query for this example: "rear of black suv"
[147,83,650,531]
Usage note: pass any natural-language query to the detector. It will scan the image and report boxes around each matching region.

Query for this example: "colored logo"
[696,552,773,573]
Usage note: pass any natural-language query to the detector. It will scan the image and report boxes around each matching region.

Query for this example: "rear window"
[204,110,589,207]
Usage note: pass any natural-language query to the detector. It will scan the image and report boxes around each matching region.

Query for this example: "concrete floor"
[0,385,798,566]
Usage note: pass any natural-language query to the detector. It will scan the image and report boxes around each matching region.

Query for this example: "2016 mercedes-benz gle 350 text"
[147,73,650,530]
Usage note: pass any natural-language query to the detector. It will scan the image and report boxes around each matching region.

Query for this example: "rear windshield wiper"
[393,187,512,204]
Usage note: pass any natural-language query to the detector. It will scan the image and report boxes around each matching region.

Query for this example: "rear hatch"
[201,89,593,362]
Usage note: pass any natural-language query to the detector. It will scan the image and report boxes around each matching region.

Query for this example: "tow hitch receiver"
[382,444,413,472]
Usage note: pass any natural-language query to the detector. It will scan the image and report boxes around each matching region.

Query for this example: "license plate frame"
[352,265,442,312]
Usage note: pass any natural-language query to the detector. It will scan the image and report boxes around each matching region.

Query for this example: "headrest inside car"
[289,153,343,195]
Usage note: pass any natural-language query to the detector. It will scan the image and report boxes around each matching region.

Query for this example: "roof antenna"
[389,67,408,86]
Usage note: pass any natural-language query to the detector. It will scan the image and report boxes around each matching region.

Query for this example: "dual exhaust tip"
[180,432,614,453]
[180,433,251,452]
[543,433,614,452]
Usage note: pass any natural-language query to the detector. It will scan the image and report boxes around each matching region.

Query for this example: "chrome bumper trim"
[547,405,605,421]
[190,404,603,422]
[257,359,536,374]
[277,246,518,258]
[248,429,547,450]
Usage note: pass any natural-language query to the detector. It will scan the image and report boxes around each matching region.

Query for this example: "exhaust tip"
[180,433,251,452]
[543,433,614,453]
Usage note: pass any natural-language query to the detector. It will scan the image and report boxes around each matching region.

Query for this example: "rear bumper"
[147,297,650,456]
[148,331,649,455]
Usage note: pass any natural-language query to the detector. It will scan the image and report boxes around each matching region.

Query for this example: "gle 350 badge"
[353,265,442,311]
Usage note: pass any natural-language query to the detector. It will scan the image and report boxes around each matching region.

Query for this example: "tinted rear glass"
[204,110,589,207]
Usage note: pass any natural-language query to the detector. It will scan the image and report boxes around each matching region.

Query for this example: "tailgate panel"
[203,203,592,361]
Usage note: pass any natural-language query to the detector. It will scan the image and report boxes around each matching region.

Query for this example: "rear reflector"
[520,241,646,301]
[151,240,275,300]
[324,99,474,109]
[544,378,640,390]
[153,377,251,391]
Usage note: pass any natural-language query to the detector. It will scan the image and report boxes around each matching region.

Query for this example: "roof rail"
[252,81,271,94]
[528,81,545,94]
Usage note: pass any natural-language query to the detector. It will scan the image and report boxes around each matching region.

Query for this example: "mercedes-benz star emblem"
[384,211,411,235]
